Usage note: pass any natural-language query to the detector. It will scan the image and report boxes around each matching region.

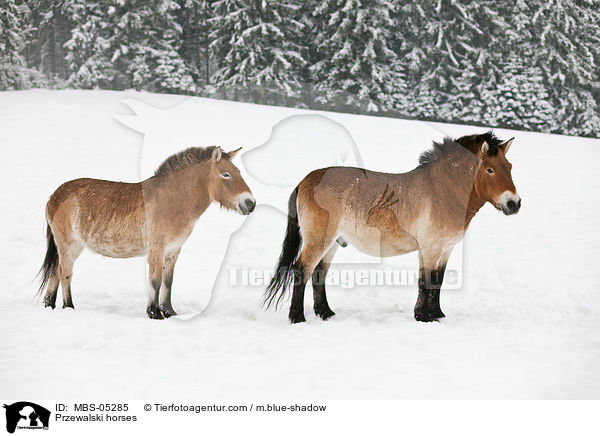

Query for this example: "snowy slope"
[1,90,599,399]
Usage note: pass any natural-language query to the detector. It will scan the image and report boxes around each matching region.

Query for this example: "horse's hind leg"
[43,271,60,309]
[290,182,341,323]
[146,248,164,319]
[312,244,338,320]
[57,242,83,309]
[159,248,180,318]
[290,239,335,324]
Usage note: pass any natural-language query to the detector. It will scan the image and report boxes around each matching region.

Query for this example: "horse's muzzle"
[237,196,256,215]
[502,197,521,215]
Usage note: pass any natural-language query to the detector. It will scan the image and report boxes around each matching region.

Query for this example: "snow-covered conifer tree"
[527,0,600,135]
[209,0,306,104]
[26,0,70,84]
[175,0,212,88]
[311,0,397,112]
[0,0,30,89]
[64,0,195,93]
[63,0,111,88]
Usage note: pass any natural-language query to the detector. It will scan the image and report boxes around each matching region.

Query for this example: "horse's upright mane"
[418,131,504,168]
[154,146,226,177]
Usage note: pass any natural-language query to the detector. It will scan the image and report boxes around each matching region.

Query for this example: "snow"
[1,89,600,399]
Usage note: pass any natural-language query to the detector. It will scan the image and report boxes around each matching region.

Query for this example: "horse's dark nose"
[507,198,521,213]
[244,198,256,213]
[238,197,256,215]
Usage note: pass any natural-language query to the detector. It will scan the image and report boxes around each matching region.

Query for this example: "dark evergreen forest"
[1,0,599,136]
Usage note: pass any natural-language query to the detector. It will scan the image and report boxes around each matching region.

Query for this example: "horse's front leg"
[429,264,447,319]
[159,248,181,318]
[414,267,433,322]
[146,248,165,319]
[414,265,446,322]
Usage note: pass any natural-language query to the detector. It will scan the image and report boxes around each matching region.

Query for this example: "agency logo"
[3,402,50,433]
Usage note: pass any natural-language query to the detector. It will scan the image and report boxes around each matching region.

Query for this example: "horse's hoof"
[314,306,336,320]
[289,312,307,324]
[430,310,445,319]
[160,309,177,319]
[63,303,75,309]
[147,305,164,320]
[414,310,433,322]
[43,295,56,309]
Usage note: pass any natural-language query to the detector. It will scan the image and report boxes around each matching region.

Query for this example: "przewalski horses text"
[38,146,255,319]
[264,132,520,323]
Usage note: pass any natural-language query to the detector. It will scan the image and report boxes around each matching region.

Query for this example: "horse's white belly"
[339,221,418,258]
[75,227,146,258]
[89,244,146,258]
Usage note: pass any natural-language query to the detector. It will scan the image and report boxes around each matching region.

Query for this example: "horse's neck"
[186,165,212,217]
[147,165,212,219]
[464,189,486,228]
[426,152,481,229]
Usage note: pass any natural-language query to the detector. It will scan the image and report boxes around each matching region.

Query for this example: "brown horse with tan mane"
[38,146,255,319]
[264,132,520,323]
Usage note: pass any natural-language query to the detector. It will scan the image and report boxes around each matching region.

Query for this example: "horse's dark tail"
[36,223,58,299]
[263,187,302,310]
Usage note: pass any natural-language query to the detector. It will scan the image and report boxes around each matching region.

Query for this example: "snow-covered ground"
[1,89,599,399]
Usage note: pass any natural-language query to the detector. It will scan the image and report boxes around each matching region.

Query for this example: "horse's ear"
[500,137,514,154]
[480,141,489,155]
[228,147,242,158]
[211,147,222,162]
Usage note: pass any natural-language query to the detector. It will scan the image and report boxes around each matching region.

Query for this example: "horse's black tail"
[36,223,58,299]
[263,187,302,310]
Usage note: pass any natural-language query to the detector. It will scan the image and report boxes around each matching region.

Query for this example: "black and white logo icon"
[3,402,50,434]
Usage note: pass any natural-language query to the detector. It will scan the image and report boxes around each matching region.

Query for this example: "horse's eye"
[221,172,231,179]
[486,168,494,174]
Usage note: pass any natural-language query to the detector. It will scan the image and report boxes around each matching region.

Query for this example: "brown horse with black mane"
[264,132,520,323]
[38,146,255,319]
